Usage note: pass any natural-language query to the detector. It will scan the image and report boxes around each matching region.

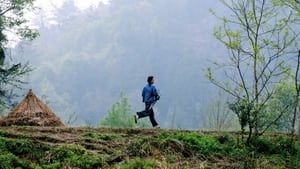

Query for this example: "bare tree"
[207,0,297,144]
[203,92,239,131]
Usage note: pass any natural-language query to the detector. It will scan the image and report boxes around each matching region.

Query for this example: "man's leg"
[149,108,158,127]
[137,110,148,118]
[136,103,151,119]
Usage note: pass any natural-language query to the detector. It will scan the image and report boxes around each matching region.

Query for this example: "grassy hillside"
[0,127,299,169]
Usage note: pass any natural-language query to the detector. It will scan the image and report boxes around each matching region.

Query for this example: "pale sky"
[32,0,110,26]
[32,0,111,26]
[5,0,110,47]
[35,0,110,10]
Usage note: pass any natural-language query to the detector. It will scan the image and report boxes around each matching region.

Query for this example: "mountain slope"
[0,127,299,168]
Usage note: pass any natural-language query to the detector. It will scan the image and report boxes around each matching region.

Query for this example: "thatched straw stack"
[0,89,64,127]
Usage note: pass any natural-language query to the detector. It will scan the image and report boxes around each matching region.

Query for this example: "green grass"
[40,144,104,169]
[0,127,299,168]
[114,157,157,169]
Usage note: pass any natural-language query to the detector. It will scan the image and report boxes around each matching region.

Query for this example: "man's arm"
[142,87,145,102]
[152,86,160,101]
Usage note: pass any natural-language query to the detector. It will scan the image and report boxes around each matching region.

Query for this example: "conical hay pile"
[0,89,64,126]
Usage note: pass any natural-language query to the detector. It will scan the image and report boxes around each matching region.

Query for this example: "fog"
[14,0,229,129]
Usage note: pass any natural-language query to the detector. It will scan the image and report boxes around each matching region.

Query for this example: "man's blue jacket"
[142,84,159,103]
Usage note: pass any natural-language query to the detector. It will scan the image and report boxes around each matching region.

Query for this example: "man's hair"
[147,76,154,83]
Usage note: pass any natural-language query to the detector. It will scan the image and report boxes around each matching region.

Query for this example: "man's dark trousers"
[137,102,158,127]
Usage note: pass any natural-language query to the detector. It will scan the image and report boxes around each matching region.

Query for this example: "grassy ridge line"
[0,127,299,169]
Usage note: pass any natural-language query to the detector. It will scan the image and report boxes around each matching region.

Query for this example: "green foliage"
[250,135,300,156]
[81,130,124,144]
[0,152,31,169]
[173,132,223,155]
[241,135,300,168]
[228,98,253,133]
[46,145,85,163]
[115,157,156,169]
[99,92,135,128]
[100,92,149,128]
[0,0,38,114]
[66,153,104,169]
[127,137,154,157]
[0,136,49,158]
[0,127,300,168]
[209,0,298,144]
[0,0,38,42]
[276,0,300,15]
[40,162,61,169]
[0,63,32,115]
[262,81,297,132]
[43,144,103,169]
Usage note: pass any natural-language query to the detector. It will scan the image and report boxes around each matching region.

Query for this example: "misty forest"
[2,0,231,129]
[2,0,300,168]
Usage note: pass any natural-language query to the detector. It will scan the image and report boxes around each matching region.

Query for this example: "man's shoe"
[134,115,138,124]
[153,125,160,129]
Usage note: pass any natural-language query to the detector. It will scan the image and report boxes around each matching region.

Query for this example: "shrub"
[174,132,223,155]
[250,135,300,155]
[66,153,103,169]
[99,92,135,128]
[0,152,31,169]
[42,144,103,169]
[127,138,153,157]
[0,136,50,161]
[116,157,156,169]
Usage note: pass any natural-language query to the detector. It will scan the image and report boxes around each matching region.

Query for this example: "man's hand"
[155,95,160,101]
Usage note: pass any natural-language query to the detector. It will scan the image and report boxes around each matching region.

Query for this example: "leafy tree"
[262,80,297,132]
[274,0,300,135]
[285,0,300,136]
[207,0,297,144]
[228,96,252,137]
[99,92,149,128]
[0,0,38,114]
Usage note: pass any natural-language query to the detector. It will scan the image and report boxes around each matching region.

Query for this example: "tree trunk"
[298,117,300,134]
[292,50,300,137]
[247,122,253,145]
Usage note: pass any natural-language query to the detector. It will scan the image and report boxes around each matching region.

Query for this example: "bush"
[42,144,103,169]
[275,135,300,155]
[99,92,135,128]
[250,135,300,155]
[66,153,103,169]
[173,132,223,155]
[127,138,153,157]
[40,162,61,169]
[116,157,156,169]
[0,136,50,161]
[250,136,276,154]
[0,153,31,169]
[99,92,150,128]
